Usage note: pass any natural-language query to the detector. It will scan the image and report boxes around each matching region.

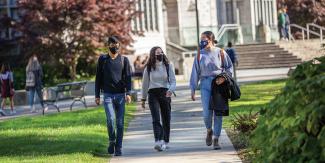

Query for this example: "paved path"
[111,89,242,163]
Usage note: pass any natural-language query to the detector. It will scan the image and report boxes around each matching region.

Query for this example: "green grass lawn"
[0,104,136,163]
[223,80,286,128]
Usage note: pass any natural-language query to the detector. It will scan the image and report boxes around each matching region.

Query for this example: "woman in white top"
[141,46,176,152]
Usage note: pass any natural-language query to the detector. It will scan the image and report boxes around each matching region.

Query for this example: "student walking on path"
[190,31,233,150]
[0,64,15,115]
[141,46,176,152]
[95,36,132,156]
[26,55,46,113]
[226,42,238,81]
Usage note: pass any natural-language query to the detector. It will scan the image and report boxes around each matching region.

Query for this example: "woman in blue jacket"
[189,31,233,150]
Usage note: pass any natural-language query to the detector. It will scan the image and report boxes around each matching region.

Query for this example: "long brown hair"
[146,46,169,73]
[1,63,11,74]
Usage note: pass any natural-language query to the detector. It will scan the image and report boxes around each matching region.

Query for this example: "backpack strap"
[220,49,225,69]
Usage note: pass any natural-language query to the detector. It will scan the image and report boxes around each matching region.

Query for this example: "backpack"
[26,71,35,87]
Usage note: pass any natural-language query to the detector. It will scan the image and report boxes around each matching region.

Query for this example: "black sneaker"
[206,129,213,146]
[107,142,115,154]
[114,146,122,156]
[213,138,221,150]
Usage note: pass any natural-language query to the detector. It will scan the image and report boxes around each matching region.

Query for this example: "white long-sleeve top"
[141,62,176,100]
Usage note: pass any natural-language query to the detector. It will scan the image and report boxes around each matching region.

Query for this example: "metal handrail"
[216,24,241,41]
[289,24,307,41]
[307,23,325,42]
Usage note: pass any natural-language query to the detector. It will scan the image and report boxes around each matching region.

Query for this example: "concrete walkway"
[111,89,242,163]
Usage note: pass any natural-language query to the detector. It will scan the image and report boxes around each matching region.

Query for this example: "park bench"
[42,81,88,115]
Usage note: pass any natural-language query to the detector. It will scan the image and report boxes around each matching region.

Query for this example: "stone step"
[238,63,300,69]
[239,60,301,67]
[238,54,299,60]
[236,49,288,55]
[239,57,301,62]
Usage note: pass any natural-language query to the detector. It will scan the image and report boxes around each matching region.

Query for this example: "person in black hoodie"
[95,36,132,156]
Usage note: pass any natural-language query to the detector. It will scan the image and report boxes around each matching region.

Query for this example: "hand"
[166,91,172,97]
[216,77,226,85]
[191,93,196,101]
[125,95,132,104]
[141,100,146,109]
[235,61,239,67]
[95,98,100,105]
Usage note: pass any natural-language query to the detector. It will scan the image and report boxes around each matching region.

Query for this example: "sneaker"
[10,110,15,115]
[213,137,221,150]
[164,142,170,149]
[154,141,163,152]
[206,129,213,146]
[160,140,166,151]
[107,142,115,155]
[44,106,49,111]
[0,110,6,116]
[114,146,122,156]
[30,106,36,113]
[12,110,16,114]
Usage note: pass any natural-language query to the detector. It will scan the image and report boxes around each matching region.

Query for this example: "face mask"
[200,40,209,49]
[33,57,37,61]
[109,47,119,54]
[156,55,163,62]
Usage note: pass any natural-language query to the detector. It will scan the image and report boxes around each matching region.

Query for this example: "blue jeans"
[200,77,223,137]
[103,93,126,149]
[28,88,44,109]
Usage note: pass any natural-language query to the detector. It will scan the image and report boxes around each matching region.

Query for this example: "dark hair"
[1,63,11,74]
[146,46,169,73]
[228,41,233,47]
[202,31,218,44]
[107,36,120,44]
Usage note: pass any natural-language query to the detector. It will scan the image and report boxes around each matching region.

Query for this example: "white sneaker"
[154,141,163,152]
[0,110,6,116]
[30,106,36,113]
[44,106,49,111]
[164,142,170,149]
[160,140,167,151]
[12,110,16,114]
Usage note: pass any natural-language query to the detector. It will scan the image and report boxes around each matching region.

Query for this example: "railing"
[289,23,325,42]
[216,24,242,43]
[307,23,325,42]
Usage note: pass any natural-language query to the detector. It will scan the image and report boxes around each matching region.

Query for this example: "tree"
[17,0,138,80]
[277,0,325,26]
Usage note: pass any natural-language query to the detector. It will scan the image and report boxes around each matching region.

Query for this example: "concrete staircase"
[235,43,302,70]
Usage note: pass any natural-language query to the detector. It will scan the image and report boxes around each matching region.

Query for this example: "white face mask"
[33,57,37,61]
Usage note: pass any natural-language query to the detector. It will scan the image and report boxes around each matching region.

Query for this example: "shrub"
[232,110,259,134]
[251,56,325,163]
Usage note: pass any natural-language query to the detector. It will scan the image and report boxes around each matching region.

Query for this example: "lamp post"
[195,0,199,47]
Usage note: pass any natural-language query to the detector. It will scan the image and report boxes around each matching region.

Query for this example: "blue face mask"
[200,40,209,49]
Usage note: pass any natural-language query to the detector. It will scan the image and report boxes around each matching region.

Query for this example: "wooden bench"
[42,81,87,115]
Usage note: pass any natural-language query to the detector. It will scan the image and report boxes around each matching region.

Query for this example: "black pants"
[148,88,171,143]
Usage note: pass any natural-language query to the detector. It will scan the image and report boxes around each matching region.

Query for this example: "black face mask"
[156,55,163,62]
[109,47,119,54]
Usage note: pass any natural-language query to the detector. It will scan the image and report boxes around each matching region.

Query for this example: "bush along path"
[251,56,325,162]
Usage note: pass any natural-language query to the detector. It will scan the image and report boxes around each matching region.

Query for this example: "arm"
[95,57,102,98]
[141,67,150,100]
[168,63,176,93]
[189,55,200,94]
[124,58,132,95]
